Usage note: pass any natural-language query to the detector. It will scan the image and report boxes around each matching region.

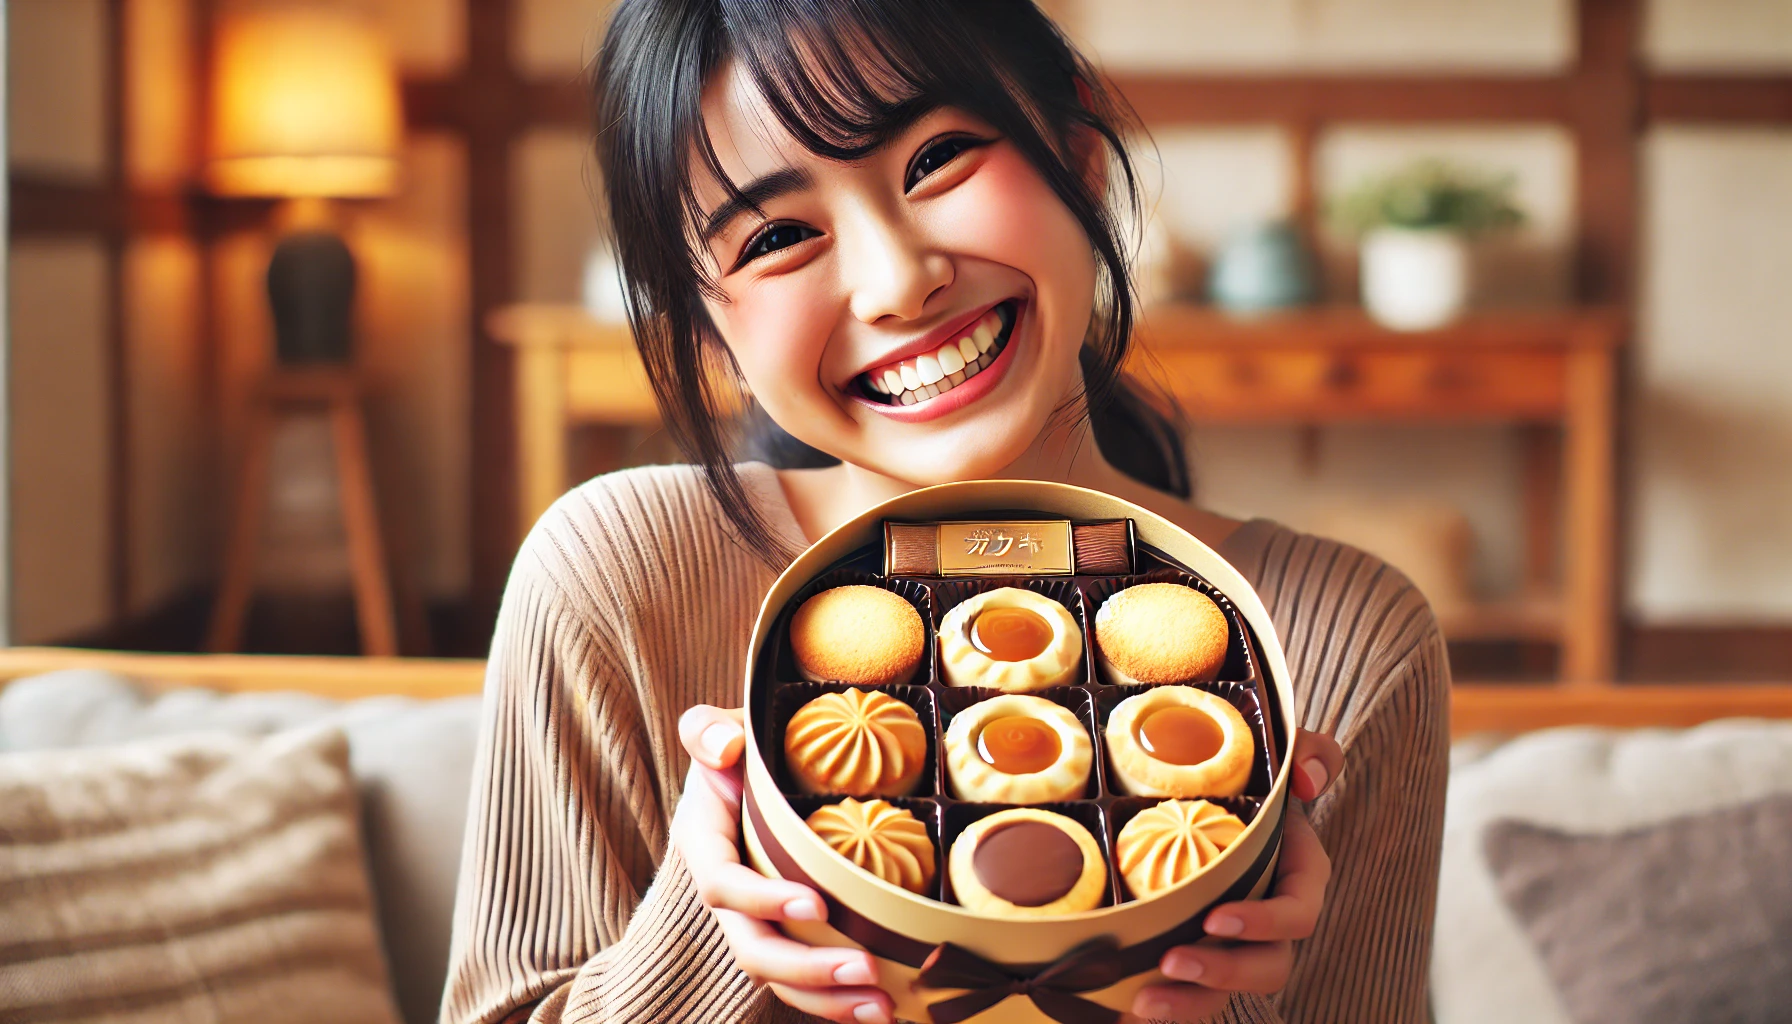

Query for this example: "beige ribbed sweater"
[440,463,1449,1024]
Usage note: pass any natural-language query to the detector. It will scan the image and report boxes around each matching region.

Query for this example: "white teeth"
[946,370,965,387]
[963,359,980,379]
[915,354,944,385]
[868,374,889,394]
[921,384,940,399]
[937,345,965,375]
[882,368,904,394]
[900,391,916,406]
[973,323,995,353]
[957,336,979,363]
[899,364,922,391]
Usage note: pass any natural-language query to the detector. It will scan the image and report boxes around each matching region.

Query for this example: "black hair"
[592,0,1189,562]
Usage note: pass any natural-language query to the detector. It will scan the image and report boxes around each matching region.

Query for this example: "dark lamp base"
[267,229,356,364]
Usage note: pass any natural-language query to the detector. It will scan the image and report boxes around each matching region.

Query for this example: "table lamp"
[206,4,401,363]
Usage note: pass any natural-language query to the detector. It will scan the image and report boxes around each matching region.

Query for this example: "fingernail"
[1139,998,1174,1019]
[1164,951,1204,981]
[701,721,737,759]
[782,898,823,921]
[1206,913,1244,937]
[853,1004,889,1024]
[834,960,876,986]
[1301,757,1329,793]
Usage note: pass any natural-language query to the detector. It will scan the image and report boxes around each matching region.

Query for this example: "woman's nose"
[843,212,953,324]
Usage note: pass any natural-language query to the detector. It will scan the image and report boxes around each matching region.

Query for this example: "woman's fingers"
[1289,728,1343,802]
[1129,981,1230,1023]
[1201,805,1330,942]
[714,910,892,1023]
[1161,939,1294,995]
[679,704,746,770]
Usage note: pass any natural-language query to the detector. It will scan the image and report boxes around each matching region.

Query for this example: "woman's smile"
[850,299,1021,421]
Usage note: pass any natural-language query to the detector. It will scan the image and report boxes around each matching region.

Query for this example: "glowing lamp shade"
[207,8,400,198]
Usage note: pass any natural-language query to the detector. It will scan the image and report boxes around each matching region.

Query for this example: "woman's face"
[694,63,1099,485]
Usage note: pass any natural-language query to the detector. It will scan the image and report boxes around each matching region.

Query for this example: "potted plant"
[1333,160,1524,330]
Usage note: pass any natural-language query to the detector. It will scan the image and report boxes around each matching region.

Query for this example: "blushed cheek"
[931,149,1094,287]
[710,280,836,403]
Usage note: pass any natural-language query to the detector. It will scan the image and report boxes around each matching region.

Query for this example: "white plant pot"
[1360,227,1470,331]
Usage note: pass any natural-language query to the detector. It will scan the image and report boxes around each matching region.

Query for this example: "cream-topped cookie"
[943,693,1091,803]
[1104,686,1253,798]
[938,587,1082,692]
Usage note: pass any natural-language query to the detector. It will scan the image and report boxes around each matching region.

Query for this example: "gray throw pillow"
[1483,793,1792,1024]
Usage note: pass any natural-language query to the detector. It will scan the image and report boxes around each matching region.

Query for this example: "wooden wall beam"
[1646,75,1792,122]
[1107,73,1575,125]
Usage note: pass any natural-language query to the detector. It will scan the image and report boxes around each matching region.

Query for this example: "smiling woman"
[441,3,1448,1024]
[593,0,1187,562]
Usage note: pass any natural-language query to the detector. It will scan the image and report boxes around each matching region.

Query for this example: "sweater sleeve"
[1198,525,1452,1024]
[437,490,775,1024]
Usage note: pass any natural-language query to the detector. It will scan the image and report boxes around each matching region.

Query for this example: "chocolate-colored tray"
[751,526,1285,909]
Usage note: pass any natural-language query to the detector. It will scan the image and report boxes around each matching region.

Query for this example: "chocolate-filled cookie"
[947,808,1106,917]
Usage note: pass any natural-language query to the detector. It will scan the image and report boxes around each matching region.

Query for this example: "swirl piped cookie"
[1105,686,1253,798]
[784,689,927,797]
[938,588,1082,692]
[943,694,1091,803]
[1114,799,1246,900]
[806,798,936,895]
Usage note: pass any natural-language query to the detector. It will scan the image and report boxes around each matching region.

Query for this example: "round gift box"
[741,481,1296,1024]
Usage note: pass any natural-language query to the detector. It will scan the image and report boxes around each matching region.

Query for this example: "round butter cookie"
[789,585,925,686]
[1094,583,1229,686]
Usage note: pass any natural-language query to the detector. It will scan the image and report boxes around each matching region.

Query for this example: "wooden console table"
[489,304,1624,685]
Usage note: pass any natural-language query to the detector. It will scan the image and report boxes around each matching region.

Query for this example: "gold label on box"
[936,520,1073,576]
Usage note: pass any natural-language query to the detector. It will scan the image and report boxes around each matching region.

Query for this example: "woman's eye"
[905,136,983,191]
[739,223,819,265]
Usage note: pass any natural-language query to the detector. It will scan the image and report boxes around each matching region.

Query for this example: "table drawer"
[1142,347,1567,421]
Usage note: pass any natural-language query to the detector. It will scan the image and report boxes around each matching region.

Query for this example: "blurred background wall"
[6,0,1790,677]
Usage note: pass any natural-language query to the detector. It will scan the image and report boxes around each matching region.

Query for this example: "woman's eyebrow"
[702,167,813,241]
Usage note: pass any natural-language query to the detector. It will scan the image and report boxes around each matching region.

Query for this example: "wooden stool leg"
[329,399,400,657]
[207,404,276,653]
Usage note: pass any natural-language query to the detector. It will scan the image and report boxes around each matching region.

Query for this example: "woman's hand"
[672,705,894,1024]
[1129,729,1345,1024]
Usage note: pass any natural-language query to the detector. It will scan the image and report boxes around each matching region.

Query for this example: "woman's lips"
[852,301,1025,423]
[856,302,1015,407]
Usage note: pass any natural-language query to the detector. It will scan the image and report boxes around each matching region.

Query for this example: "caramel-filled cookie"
[1094,583,1229,686]
[784,689,927,797]
[1114,799,1247,900]
[790,585,926,686]
[807,798,936,895]
[942,693,1091,803]
[938,588,1082,692]
[1105,686,1253,798]
[947,808,1106,917]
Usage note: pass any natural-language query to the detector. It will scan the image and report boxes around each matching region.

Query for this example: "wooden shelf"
[1437,598,1565,642]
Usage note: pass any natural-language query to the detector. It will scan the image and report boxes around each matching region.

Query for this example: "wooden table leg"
[206,402,276,653]
[516,344,568,542]
[1561,345,1618,685]
[330,398,400,658]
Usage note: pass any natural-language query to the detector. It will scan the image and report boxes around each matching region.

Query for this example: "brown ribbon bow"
[916,940,1128,1024]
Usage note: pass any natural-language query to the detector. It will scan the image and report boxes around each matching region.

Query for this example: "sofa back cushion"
[0,670,482,1024]
[0,727,403,1024]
